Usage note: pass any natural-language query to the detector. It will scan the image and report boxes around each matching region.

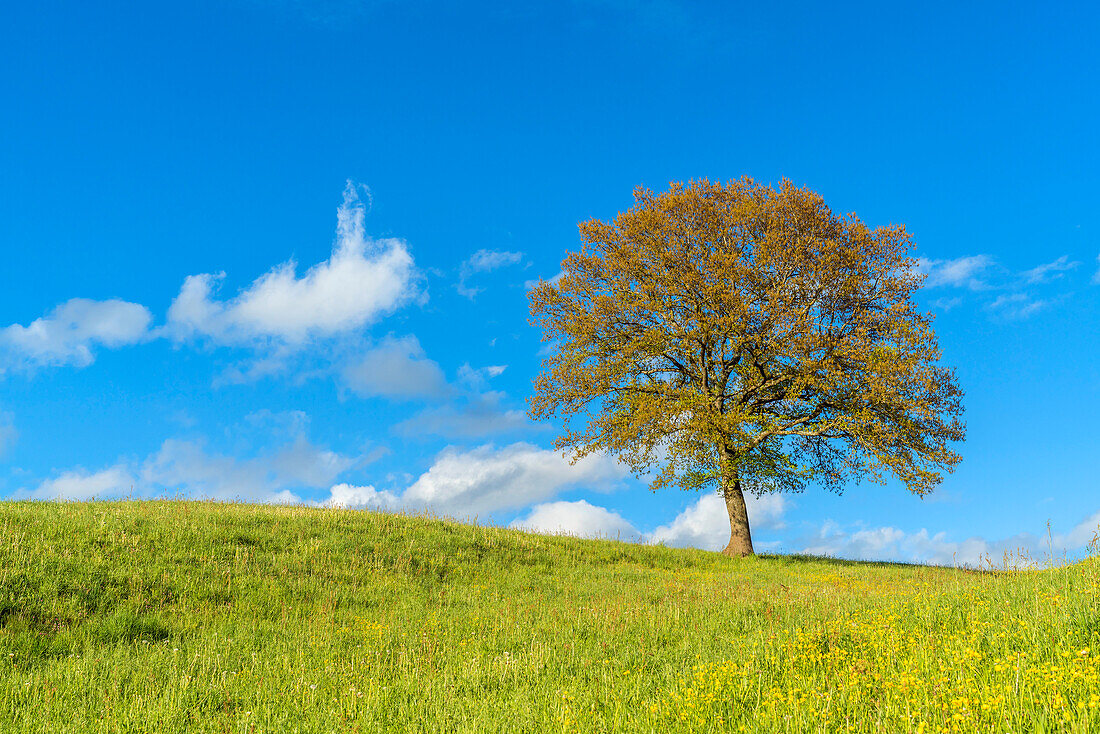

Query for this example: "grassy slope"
[0,502,1098,733]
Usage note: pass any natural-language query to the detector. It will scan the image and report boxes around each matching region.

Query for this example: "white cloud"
[914,255,992,289]
[0,298,151,370]
[510,499,639,540]
[401,442,627,518]
[1022,255,1079,283]
[340,335,449,399]
[647,492,789,551]
[456,249,525,298]
[320,483,401,510]
[395,391,535,438]
[28,465,136,501]
[167,182,416,346]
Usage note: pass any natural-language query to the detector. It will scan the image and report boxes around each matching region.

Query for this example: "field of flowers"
[1,501,1097,732]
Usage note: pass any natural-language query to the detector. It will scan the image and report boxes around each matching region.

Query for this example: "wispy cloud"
[915,252,1086,320]
[914,255,992,290]
[395,391,534,439]
[0,298,152,371]
[1092,254,1100,285]
[524,270,565,290]
[1022,255,1079,284]
[333,333,527,434]
[340,335,449,400]
[456,249,525,299]
[329,346,530,437]
[986,292,1045,319]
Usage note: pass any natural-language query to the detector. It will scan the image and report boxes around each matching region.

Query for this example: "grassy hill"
[1,502,1097,733]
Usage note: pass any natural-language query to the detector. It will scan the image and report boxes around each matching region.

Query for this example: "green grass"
[1,501,1098,733]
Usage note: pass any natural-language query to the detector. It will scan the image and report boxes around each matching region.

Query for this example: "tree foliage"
[529,179,965,554]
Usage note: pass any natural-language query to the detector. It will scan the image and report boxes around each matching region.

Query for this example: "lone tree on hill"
[528,179,965,557]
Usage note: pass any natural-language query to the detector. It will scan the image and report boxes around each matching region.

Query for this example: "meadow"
[0,501,1097,733]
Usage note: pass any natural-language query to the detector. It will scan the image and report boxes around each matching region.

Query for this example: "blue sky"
[2,1,1098,565]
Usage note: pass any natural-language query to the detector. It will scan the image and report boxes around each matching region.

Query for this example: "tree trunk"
[721,478,754,557]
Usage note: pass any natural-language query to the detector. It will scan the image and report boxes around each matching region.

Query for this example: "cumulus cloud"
[914,255,992,290]
[395,391,534,438]
[648,492,789,551]
[0,298,151,370]
[167,182,416,346]
[320,483,401,510]
[401,442,627,518]
[1022,255,1079,284]
[28,465,136,501]
[456,249,525,298]
[510,500,639,539]
[340,335,449,399]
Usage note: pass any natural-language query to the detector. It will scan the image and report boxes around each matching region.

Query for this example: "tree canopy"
[528,179,965,556]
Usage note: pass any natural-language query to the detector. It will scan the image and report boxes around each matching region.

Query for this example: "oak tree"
[528,179,965,557]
